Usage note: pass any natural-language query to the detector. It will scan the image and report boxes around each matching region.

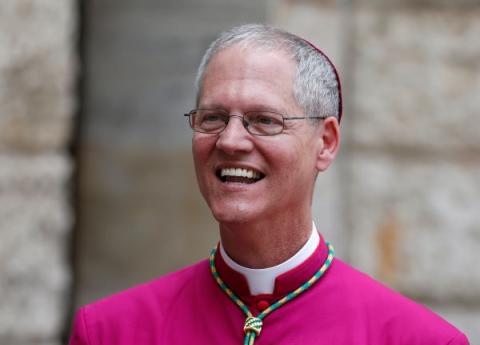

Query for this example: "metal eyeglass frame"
[184,109,329,136]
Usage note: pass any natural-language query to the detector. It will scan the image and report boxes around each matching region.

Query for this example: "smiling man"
[70,24,469,345]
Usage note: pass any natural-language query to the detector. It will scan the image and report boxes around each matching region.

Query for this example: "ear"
[315,116,340,172]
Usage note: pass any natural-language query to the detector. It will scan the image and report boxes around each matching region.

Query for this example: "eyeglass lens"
[190,110,284,136]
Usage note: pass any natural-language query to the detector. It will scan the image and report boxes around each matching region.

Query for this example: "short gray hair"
[195,23,342,121]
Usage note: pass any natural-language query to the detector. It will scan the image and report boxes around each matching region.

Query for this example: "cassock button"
[256,300,270,312]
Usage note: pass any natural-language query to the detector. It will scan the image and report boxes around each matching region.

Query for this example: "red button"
[256,300,270,311]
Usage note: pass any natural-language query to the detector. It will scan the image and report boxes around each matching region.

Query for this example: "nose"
[215,115,254,155]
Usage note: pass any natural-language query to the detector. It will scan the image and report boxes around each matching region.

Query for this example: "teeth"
[220,168,262,179]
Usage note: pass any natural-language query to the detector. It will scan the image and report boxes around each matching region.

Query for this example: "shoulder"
[327,258,469,344]
[69,260,210,345]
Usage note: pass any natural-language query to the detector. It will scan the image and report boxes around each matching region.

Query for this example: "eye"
[195,110,228,132]
[246,111,284,135]
[257,116,274,125]
[248,112,283,127]
[203,113,223,122]
[198,110,227,123]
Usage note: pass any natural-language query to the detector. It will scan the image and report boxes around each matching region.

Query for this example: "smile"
[216,167,265,184]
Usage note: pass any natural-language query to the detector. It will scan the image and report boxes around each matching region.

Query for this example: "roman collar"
[215,224,329,314]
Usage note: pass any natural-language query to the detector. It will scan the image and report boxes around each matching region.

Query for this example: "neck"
[219,213,312,269]
[220,224,319,295]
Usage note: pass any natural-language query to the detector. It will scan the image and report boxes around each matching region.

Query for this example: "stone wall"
[0,1,76,344]
[271,0,480,341]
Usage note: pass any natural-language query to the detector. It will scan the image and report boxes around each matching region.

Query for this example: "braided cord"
[209,242,334,344]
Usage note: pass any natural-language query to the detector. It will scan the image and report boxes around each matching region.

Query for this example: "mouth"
[216,167,265,184]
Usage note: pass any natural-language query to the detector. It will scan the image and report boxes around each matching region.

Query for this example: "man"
[70,24,469,344]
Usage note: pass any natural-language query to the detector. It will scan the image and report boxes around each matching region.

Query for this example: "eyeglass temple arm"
[283,116,329,121]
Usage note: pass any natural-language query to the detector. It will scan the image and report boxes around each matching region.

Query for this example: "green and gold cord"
[209,242,334,345]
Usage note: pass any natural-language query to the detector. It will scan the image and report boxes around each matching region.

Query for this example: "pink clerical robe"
[70,237,469,344]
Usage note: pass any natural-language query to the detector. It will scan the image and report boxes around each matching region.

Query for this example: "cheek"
[192,135,218,188]
[273,145,317,182]
[192,135,213,163]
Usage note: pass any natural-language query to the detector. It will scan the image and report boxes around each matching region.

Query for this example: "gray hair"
[195,23,341,121]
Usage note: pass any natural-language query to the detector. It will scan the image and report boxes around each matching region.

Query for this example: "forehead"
[199,44,300,112]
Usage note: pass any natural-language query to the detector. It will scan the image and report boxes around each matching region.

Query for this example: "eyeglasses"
[184,109,328,136]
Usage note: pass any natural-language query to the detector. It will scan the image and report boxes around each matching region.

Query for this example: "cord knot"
[243,316,263,336]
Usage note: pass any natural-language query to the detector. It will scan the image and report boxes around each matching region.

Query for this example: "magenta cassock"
[70,237,469,345]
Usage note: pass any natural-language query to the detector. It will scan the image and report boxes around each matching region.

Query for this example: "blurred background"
[0,0,479,344]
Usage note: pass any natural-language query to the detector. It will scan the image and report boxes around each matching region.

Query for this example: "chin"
[210,202,260,225]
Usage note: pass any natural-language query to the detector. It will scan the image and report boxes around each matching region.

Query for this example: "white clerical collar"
[219,222,320,295]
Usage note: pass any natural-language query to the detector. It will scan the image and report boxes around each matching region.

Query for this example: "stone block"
[355,0,480,9]
[0,0,76,152]
[351,9,480,151]
[0,154,72,339]
[268,1,344,72]
[348,153,480,301]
